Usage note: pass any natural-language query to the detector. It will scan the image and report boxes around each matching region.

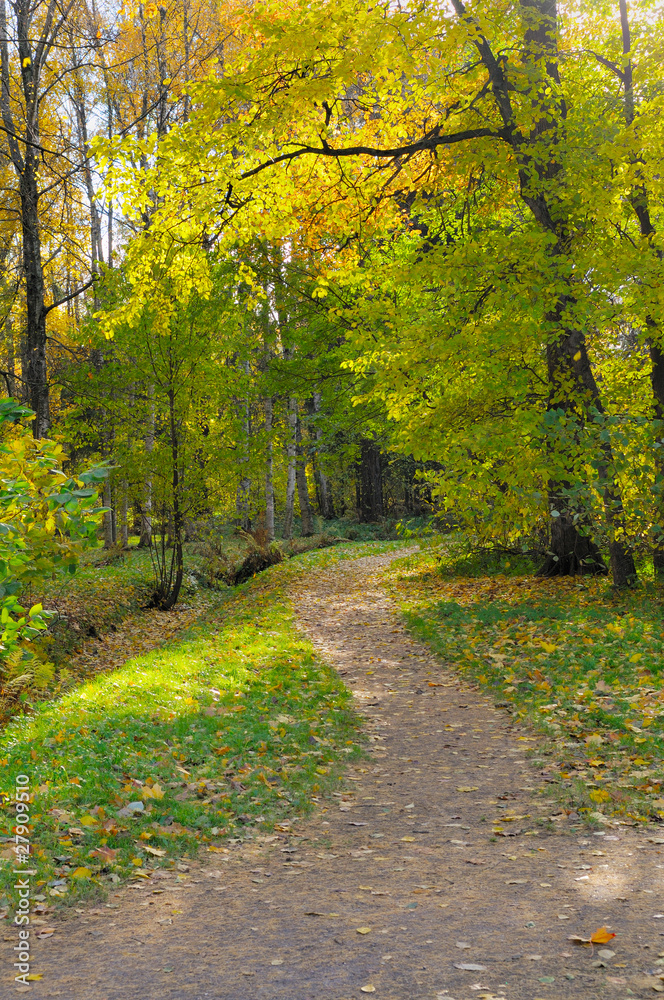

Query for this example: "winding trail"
[11,553,664,1000]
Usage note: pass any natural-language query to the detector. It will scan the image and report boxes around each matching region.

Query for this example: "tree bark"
[282,396,297,539]
[357,439,383,523]
[615,0,664,578]
[454,0,634,578]
[264,395,275,541]
[103,476,114,549]
[309,393,334,519]
[235,367,251,531]
[139,387,155,547]
[295,408,314,536]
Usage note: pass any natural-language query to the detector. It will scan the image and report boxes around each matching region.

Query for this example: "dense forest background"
[1,0,663,612]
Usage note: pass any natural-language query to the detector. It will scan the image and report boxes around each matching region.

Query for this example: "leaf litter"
[12,546,664,999]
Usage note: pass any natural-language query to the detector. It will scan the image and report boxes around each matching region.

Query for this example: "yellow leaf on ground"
[71,867,92,879]
[590,926,616,945]
[456,786,479,792]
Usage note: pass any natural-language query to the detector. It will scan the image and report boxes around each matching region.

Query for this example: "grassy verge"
[0,546,386,915]
[386,540,664,825]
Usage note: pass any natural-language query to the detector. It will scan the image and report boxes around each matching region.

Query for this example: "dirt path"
[8,553,664,999]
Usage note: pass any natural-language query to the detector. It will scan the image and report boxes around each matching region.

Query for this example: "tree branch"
[586,49,625,82]
[240,127,506,180]
[44,276,96,314]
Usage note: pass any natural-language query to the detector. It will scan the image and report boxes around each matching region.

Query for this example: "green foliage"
[0,403,106,706]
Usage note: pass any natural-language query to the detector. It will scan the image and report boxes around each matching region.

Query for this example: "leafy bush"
[0,401,106,712]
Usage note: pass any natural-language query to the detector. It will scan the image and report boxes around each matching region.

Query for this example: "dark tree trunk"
[536,508,607,577]
[295,410,314,536]
[651,343,664,578]
[20,162,49,438]
[615,1,664,579]
[308,393,334,519]
[357,439,383,522]
[536,323,634,583]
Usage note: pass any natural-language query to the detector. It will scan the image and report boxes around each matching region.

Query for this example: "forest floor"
[9,549,664,1000]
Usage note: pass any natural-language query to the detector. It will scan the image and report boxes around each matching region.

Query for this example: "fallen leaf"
[356,926,372,934]
[456,786,479,793]
[360,987,376,994]
[89,846,118,862]
[143,846,167,857]
[71,867,92,879]
[590,926,616,945]
[454,962,487,971]
[401,836,415,842]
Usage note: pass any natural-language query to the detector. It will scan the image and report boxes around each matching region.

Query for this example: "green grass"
[386,541,664,824]
[0,546,404,913]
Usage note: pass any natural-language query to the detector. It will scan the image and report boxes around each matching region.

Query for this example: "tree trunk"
[20,170,49,438]
[650,343,664,578]
[160,387,184,609]
[236,373,251,531]
[103,477,114,549]
[295,409,314,536]
[460,0,634,579]
[282,397,297,539]
[139,388,155,548]
[264,395,275,541]
[357,439,383,523]
[119,487,129,548]
[310,392,334,519]
[615,0,664,578]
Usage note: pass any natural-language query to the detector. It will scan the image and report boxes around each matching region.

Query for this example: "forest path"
[18,552,664,1000]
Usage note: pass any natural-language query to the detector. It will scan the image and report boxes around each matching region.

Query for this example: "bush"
[0,401,106,714]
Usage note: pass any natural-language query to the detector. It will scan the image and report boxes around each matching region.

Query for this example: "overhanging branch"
[240,127,507,181]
